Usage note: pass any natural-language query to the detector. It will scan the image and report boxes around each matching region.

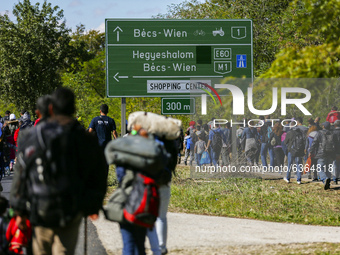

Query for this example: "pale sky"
[0,0,203,32]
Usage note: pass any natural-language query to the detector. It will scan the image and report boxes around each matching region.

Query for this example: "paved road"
[92,211,340,254]
[0,174,12,200]
[3,174,340,255]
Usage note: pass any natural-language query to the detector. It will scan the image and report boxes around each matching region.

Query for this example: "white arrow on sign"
[113,26,123,42]
[113,72,128,82]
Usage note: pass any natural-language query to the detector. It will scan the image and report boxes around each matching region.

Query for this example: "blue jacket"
[241,127,258,140]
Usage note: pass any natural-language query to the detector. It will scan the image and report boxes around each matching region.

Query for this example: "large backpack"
[104,170,159,228]
[321,130,336,154]
[190,131,198,147]
[16,121,82,227]
[123,173,159,228]
[211,130,222,152]
[105,135,170,178]
[290,129,305,157]
[127,111,182,140]
[105,134,173,185]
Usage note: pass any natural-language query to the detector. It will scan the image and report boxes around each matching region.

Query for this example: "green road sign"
[106,19,253,97]
[162,98,195,115]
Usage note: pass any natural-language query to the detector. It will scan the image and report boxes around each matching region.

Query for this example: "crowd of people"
[0,94,339,254]
[0,90,179,255]
[0,89,107,255]
[182,107,340,190]
[0,109,36,186]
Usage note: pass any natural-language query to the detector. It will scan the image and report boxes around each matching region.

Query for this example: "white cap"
[9,113,16,120]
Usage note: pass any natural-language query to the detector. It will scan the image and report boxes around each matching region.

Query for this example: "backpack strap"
[36,124,46,151]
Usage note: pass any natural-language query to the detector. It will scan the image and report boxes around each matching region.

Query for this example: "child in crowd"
[6,214,32,254]
[194,133,207,166]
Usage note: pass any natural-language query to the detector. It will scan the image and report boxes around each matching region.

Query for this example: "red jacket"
[6,217,32,255]
[14,128,20,147]
[326,110,340,123]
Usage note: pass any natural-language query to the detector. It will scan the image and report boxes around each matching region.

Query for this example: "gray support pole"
[121,97,126,136]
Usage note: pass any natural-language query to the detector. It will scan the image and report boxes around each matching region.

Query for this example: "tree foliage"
[261,0,340,78]
[157,0,310,76]
[254,0,340,121]
[0,0,72,114]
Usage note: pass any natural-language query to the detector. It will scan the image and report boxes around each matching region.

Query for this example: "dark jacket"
[284,127,305,154]
[310,129,339,159]
[10,119,108,222]
[241,127,258,140]
[305,131,318,154]
[260,121,271,143]
[269,131,282,148]
[221,127,231,146]
[332,127,340,157]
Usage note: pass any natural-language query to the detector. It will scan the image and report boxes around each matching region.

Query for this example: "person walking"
[206,123,225,168]
[260,115,275,169]
[10,88,108,255]
[305,125,319,181]
[88,104,117,149]
[284,119,307,184]
[310,121,339,190]
[221,123,231,166]
[194,133,207,166]
[269,122,285,171]
[183,130,193,166]
[241,122,259,166]
[332,120,340,184]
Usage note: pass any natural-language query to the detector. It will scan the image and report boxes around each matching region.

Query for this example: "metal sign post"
[121,97,126,136]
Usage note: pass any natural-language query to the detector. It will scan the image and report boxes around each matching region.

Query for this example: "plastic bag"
[200,151,211,165]
[304,156,312,173]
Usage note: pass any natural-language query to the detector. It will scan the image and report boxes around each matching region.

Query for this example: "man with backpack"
[206,123,225,168]
[284,118,307,184]
[10,88,108,255]
[310,121,340,190]
[105,112,180,255]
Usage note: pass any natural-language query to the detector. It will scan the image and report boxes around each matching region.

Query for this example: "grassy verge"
[169,243,340,255]
[105,165,340,226]
[105,165,118,203]
[169,166,340,226]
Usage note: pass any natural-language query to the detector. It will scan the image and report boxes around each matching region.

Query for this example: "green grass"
[105,165,340,226]
[169,166,340,226]
[105,165,118,203]
[169,243,340,255]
